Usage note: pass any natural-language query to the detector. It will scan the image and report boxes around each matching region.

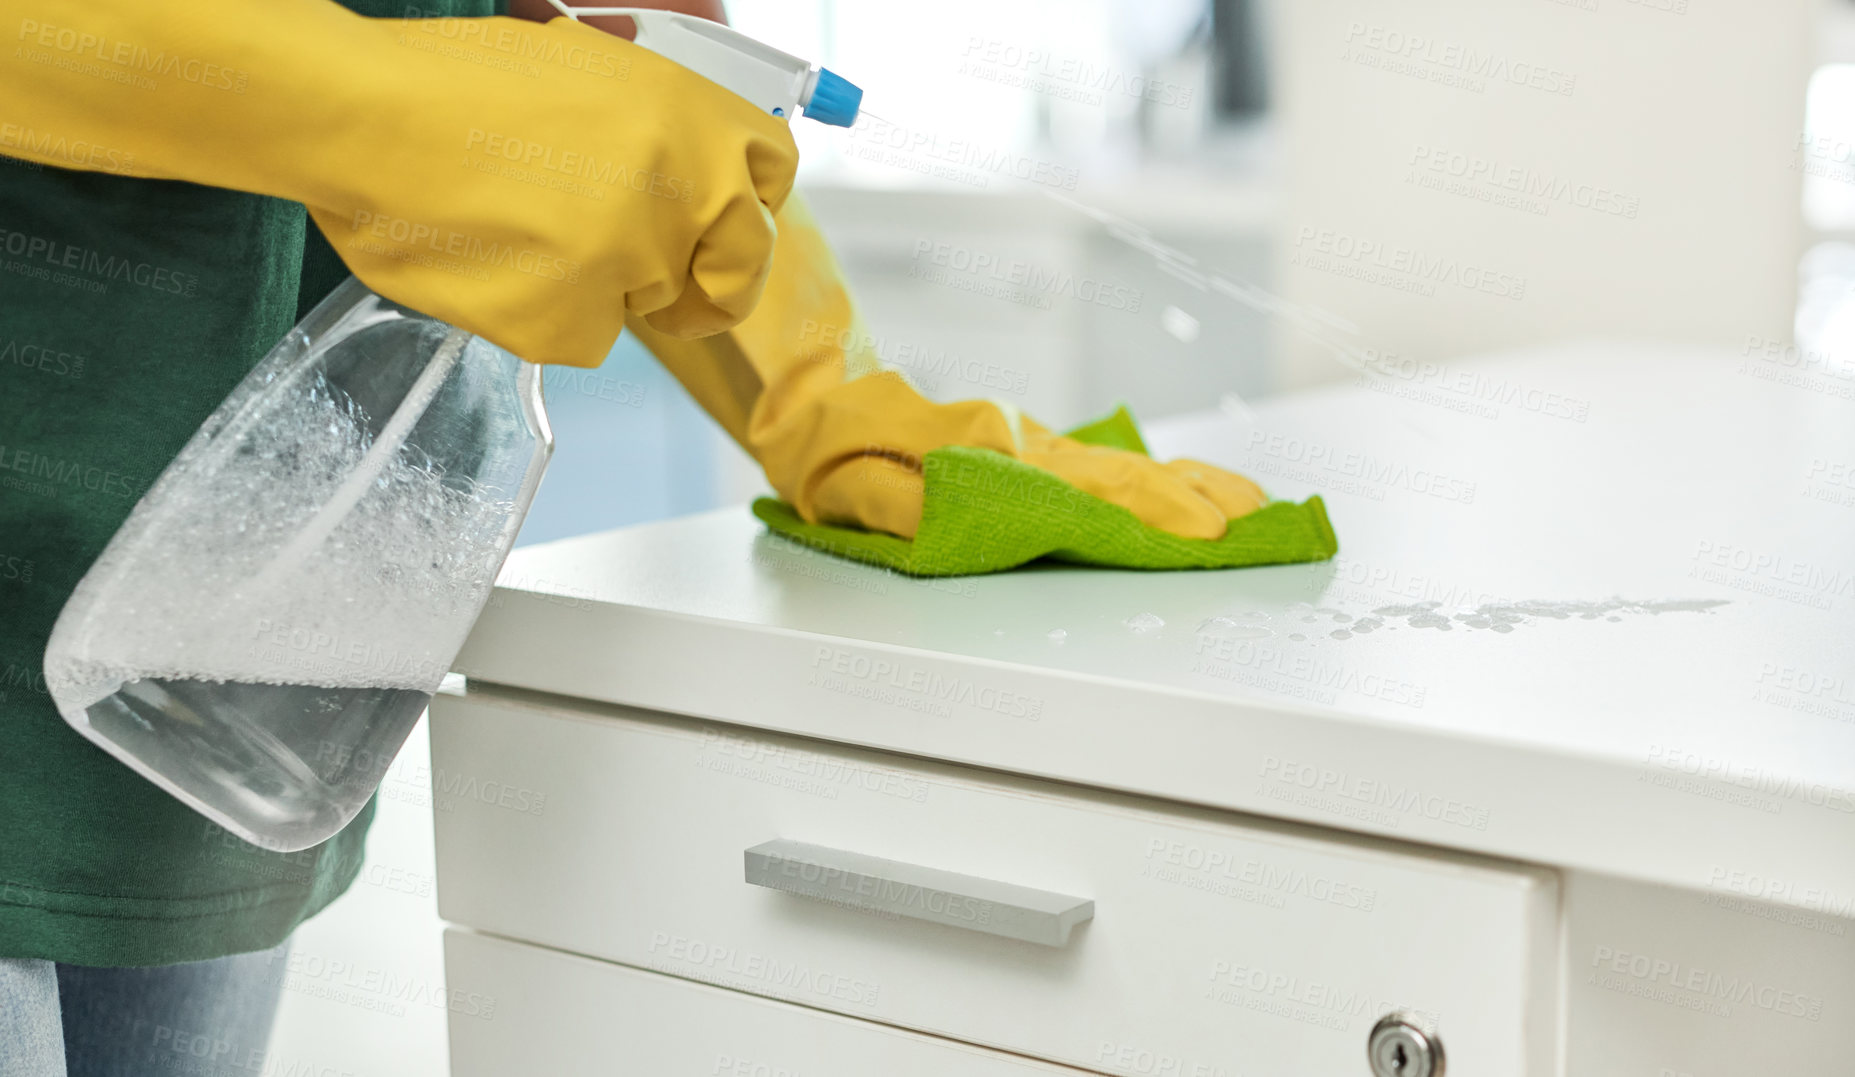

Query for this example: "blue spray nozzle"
[804,68,862,128]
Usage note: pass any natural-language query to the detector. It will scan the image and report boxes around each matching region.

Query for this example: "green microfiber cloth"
[752,405,1337,577]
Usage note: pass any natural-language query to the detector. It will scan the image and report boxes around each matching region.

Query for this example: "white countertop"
[455,341,1855,913]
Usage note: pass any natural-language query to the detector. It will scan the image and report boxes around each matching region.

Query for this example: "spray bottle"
[41,10,860,852]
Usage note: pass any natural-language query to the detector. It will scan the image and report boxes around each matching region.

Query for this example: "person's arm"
[628,198,1268,541]
[490,0,1272,540]
[0,0,795,365]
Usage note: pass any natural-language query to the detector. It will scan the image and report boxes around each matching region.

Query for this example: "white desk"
[434,342,1855,1076]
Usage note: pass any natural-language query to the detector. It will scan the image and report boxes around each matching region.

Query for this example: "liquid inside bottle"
[82,680,431,852]
[44,279,551,852]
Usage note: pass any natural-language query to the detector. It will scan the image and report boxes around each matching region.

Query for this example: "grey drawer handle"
[743,839,1094,947]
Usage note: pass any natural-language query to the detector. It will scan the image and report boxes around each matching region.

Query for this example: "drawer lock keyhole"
[1367,1013,1445,1077]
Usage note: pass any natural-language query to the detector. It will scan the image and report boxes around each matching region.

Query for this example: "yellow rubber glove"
[628,196,1268,541]
[0,1,797,365]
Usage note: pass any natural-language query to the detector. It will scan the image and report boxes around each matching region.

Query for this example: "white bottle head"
[542,4,861,127]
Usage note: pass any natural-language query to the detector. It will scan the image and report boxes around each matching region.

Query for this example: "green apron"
[0,0,499,967]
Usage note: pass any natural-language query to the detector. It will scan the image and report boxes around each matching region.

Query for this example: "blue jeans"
[0,942,288,1077]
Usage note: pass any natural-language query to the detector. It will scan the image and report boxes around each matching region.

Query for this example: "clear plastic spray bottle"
[42,10,860,852]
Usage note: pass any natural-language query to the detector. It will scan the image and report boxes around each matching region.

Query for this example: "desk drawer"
[433,687,1559,1076]
[445,929,1098,1076]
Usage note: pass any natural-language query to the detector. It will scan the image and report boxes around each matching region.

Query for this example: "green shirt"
[0,0,497,967]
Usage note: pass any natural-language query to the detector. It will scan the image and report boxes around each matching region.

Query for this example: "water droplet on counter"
[1289,633,1307,642]
[1195,616,1271,640]
[1373,602,1441,618]
[1124,612,1165,632]
[1330,629,1352,640]
[1047,629,1068,642]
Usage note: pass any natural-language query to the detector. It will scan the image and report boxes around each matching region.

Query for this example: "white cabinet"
[441,346,1855,1075]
